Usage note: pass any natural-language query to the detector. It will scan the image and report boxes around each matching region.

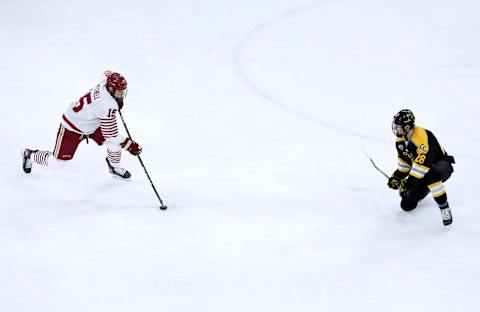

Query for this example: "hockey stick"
[118,110,168,210]
[361,150,389,179]
[362,150,409,199]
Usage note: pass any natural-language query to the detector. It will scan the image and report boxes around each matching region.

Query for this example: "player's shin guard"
[32,150,53,166]
[32,150,64,168]
[428,181,452,226]
[107,149,122,167]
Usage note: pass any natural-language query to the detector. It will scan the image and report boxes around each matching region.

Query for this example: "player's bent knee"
[400,199,417,211]
[106,142,122,152]
[50,155,68,168]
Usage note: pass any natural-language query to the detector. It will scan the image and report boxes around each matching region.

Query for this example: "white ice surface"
[1,0,480,311]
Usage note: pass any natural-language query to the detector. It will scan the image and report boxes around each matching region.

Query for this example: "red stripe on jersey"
[100,116,118,138]
[102,128,118,133]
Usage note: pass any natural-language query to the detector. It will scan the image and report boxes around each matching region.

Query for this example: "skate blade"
[110,173,132,181]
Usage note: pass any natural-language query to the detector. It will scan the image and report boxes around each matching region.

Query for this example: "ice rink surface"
[1,0,479,311]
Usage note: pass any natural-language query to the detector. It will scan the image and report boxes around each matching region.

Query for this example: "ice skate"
[22,149,37,174]
[440,206,453,226]
[106,157,131,179]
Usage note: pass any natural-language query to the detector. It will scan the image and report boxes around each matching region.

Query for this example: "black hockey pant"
[400,160,454,211]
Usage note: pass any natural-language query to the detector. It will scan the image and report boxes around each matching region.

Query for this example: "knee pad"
[50,155,67,168]
[107,142,122,152]
[401,199,418,211]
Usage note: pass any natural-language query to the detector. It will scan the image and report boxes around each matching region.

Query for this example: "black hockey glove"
[399,178,408,198]
[388,175,401,190]
[388,170,407,190]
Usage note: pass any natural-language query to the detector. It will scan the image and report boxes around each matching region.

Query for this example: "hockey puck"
[160,205,168,210]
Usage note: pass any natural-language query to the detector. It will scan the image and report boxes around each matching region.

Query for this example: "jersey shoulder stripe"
[410,126,428,150]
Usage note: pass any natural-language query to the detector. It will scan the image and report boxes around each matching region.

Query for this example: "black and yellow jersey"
[395,125,448,180]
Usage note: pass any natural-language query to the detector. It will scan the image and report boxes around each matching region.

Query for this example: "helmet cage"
[392,121,408,136]
[106,72,128,100]
[392,109,415,137]
[111,88,128,100]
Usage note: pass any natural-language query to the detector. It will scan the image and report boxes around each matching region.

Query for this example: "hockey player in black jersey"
[387,109,455,226]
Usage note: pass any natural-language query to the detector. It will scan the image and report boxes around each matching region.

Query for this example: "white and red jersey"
[61,79,125,145]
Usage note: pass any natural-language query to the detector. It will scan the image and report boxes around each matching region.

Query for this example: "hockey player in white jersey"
[22,71,142,179]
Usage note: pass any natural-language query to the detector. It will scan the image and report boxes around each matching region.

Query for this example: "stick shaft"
[369,157,390,179]
[362,150,390,179]
[118,110,165,206]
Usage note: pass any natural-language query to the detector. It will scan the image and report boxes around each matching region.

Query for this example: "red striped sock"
[32,151,53,166]
[107,149,121,167]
